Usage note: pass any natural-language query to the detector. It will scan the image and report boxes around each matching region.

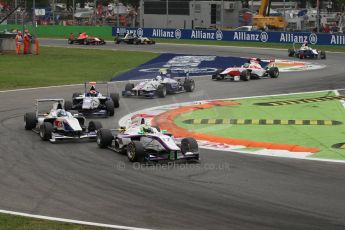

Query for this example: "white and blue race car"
[288,42,326,59]
[24,99,102,142]
[122,70,195,98]
[66,82,120,117]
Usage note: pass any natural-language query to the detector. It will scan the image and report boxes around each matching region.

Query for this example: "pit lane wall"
[113,27,345,46]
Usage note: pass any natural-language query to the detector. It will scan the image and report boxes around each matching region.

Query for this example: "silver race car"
[122,70,195,98]
[66,82,120,117]
[96,116,199,162]
[24,99,102,142]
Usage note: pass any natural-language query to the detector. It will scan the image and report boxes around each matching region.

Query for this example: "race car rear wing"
[84,81,110,96]
[35,98,65,117]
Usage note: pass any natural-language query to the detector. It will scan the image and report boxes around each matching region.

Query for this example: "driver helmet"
[243,63,250,68]
[250,58,260,64]
[155,75,162,81]
[89,85,97,96]
[57,109,67,117]
[303,41,308,46]
[141,125,153,133]
[159,68,168,76]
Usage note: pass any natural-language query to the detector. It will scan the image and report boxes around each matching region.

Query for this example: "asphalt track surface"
[1,39,345,230]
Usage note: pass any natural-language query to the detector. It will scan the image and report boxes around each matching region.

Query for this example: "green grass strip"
[0,213,109,230]
[0,46,157,90]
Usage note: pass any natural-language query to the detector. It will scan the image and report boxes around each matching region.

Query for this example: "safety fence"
[1,25,344,46]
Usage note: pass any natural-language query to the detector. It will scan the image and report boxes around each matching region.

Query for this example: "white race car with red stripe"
[212,58,279,81]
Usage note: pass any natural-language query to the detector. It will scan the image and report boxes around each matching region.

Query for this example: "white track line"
[0,209,154,230]
[0,78,160,93]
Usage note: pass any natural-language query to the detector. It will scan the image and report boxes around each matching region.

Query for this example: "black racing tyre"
[127,141,146,162]
[88,120,103,132]
[268,67,279,78]
[40,122,53,141]
[152,126,161,132]
[215,75,224,81]
[24,112,37,130]
[105,100,115,116]
[64,100,73,111]
[97,128,113,148]
[184,79,195,92]
[72,92,82,98]
[110,93,120,108]
[320,51,326,59]
[157,84,167,98]
[212,69,224,81]
[288,49,295,57]
[181,138,199,154]
[125,83,135,91]
[240,70,251,81]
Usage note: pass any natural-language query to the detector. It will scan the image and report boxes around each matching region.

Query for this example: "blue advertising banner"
[112,27,345,46]
[111,53,252,81]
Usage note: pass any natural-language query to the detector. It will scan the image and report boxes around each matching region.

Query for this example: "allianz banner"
[112,27,345,46]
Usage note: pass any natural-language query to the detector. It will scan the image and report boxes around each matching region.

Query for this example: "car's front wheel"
[125,83,135,91]
[184,79,195,92]
[157,84,167,98]
[64,100,73,111]
[110,93,120,108]
[97,128,113,148]
[105,100,115,116]
[24,112,37,130]
[40,122,53,141]
[181,138,199,154]
[127,141,146,162]
[240,70,251,81]
[268,67,279,78]
[88,120,102,132]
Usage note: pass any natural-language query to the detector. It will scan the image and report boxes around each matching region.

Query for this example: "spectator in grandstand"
[321,15,327,28]
[323,24,331,33]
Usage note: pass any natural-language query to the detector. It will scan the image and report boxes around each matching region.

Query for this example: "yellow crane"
[253,0,286,30]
